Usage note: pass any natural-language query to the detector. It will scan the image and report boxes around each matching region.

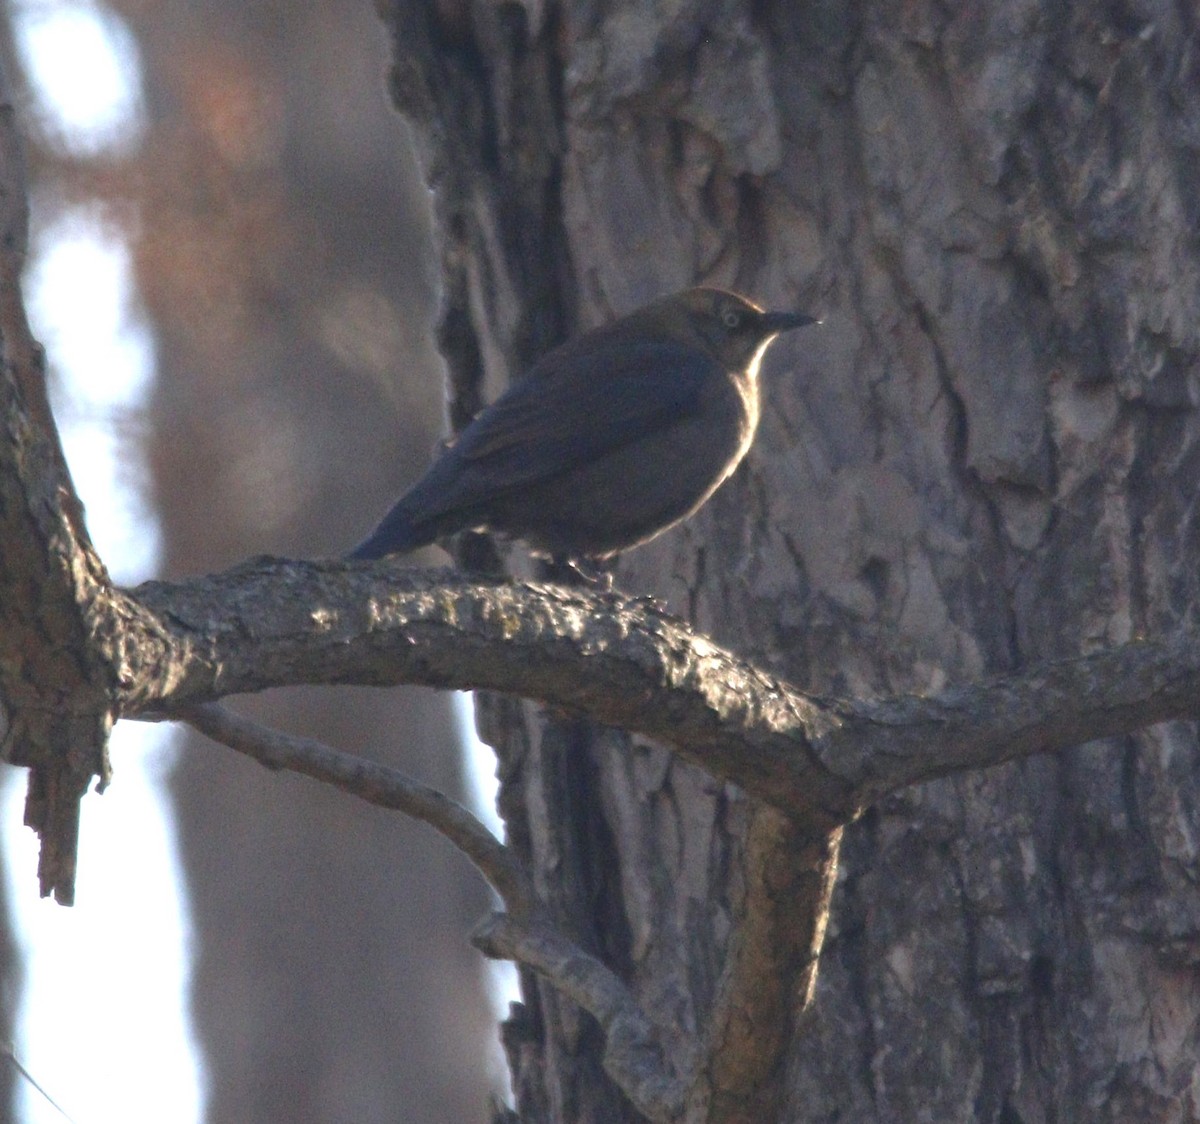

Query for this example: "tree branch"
[0,59,116,904]
[816,640,1200,804]
[114,557,853,821]
[113,557,1200,830]
[686,815,842,1124]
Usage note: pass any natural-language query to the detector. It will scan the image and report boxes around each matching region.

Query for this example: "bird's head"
[666,287,818,371]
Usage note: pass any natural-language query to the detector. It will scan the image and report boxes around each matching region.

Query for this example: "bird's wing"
[449,335,716,493]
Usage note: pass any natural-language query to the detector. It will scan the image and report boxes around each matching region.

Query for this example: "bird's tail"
[346,501,433,560]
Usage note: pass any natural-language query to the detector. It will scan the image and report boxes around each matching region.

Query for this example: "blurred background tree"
[124,2,497,1119]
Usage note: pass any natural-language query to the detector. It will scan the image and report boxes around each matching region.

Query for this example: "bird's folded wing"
[452,336,716,493]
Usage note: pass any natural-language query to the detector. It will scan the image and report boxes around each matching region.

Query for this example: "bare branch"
[816,637,1200,802]
[475,913,686,1124]
[171,702,533,916]
[114,558,854,821]
[113,558,1200,830]
[112,555,1200,1124]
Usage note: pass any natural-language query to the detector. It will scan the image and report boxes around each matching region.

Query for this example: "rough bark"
[377,1,1200,1121]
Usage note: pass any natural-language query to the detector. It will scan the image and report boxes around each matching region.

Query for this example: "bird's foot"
[542,555,615,592]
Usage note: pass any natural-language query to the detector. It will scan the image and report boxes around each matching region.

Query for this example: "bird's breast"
[713,357,762,477]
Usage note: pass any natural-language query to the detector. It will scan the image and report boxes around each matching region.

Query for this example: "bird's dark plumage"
[349,287,817,562]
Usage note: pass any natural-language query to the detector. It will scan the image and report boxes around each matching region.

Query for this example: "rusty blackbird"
[348,287,817,562]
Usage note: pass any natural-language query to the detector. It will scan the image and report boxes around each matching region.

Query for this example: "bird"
[348,287,818,564]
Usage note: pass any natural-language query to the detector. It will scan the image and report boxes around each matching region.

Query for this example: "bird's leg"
[454,531,509,581]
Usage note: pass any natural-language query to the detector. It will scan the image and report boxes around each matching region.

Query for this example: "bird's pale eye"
[720,307,741,330]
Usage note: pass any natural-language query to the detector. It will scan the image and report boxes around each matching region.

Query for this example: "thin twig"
[475,913,686,1123]
[166,701,686,1122]
[2,1042,79,1123]
[173,702,534,916]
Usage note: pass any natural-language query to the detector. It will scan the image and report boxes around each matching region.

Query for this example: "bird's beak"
[761,310,820,333]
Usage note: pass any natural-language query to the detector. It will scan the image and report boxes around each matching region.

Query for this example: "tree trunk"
[381,1,1200,1120]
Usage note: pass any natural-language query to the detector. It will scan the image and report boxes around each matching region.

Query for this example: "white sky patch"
[456,691,504,840]
[3,725,205,1124]
[26,217,161,582]
[12,0,144,156]
[27,219,156,414]
[453,691,520,1099]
